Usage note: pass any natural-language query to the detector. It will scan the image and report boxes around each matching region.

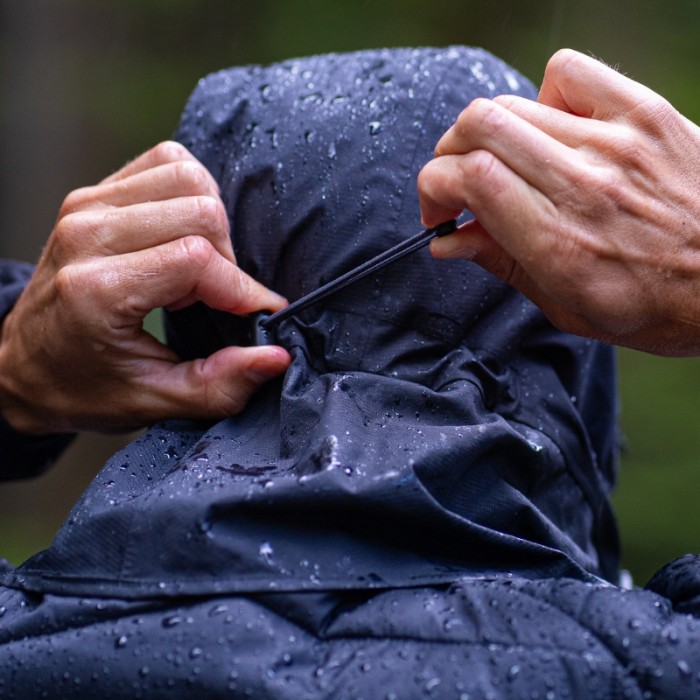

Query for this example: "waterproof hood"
[7,47,620,599]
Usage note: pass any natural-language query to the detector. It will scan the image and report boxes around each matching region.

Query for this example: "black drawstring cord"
[259,219,457,331]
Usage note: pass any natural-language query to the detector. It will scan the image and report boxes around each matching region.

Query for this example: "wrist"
[0,308,54,435]
[0,318,29,433]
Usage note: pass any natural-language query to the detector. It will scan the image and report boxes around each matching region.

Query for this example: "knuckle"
[53,263,82,302]
[608,126,640,161]
[492,94,517,109]
[193,194,227,234]
[151,140,192,164]
[51,213,91,257]
[590,168,636,213]
[58,186,94,217]
[634,94,676,135]
[178,234,215,270]
[172,159,210,194]
[55,261,112,302]
[469,149,501,184]
[565,165,629,215]
[417,161,441,195]
[545,48,580,80]
[465,98,501,131]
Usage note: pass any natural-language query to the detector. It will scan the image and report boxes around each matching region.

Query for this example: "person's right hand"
[0,142,291,435]
[418,49,700,356]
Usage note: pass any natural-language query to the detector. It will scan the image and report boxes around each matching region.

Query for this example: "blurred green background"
[1,0,699,585]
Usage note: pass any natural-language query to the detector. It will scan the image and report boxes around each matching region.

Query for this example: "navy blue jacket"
[1,47,699,699]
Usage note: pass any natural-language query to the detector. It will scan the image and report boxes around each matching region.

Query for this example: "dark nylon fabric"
[3,47,699,698]
[3,47,619,599]
[2,559,700,698]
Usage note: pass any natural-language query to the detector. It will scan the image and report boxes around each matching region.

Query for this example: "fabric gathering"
[1,46,700,699]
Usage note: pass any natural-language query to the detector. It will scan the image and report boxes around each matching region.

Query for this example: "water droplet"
[425,677,441,692]
[678,659,692,677]
[507,664,521,681]
[209,604,229,617]
[259,542,275,565]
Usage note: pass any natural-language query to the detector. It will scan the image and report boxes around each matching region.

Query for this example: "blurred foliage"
[614,350,700,583]
[1,0,700,584]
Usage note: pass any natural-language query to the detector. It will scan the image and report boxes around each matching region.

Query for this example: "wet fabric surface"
[3,46,619,599]
[2,46,697,698]
[3,567,700,698]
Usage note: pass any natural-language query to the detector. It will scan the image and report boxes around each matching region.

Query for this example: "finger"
[430,218,531,292]
[137,344,292,422]
[75,236,287,322]
[418,153,482,228]
[492,94,614,148]
[538,49,665,124]
[433,99,577,194]
[66,160,220,212]
[57,196,235,264]
[419,149,556,262]
[431,219,505,263]
[430,219,525,287]
[101,141,211,186]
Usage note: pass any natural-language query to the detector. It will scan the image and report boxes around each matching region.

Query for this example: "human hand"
[418,49,700,356]
[0,142,291,434]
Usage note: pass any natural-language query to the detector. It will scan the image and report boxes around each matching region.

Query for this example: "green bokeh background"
[1,0,699,585]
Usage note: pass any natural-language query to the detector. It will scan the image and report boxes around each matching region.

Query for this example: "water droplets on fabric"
[259,542,275,566]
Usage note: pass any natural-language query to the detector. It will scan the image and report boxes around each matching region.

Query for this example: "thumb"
[538,49,649,123]
[143,345,292,421]
[430,219,518,283]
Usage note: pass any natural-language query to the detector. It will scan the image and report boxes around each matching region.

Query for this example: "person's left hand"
[0,142,291,436]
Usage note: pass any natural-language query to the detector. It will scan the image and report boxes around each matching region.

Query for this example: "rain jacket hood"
[5,46,619,599]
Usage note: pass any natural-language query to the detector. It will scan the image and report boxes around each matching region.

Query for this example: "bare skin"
[418,49,700,356]
[0,142,291,435]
